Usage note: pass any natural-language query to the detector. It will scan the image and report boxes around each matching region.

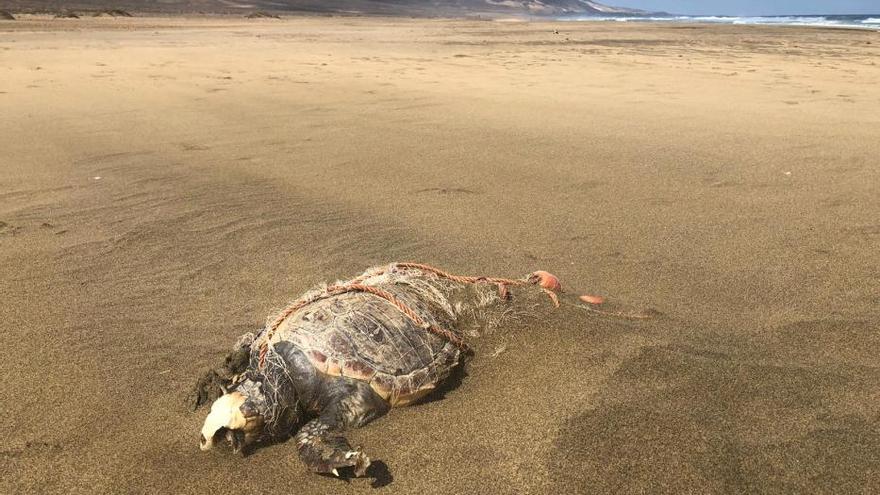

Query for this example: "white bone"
[199,392,246,451]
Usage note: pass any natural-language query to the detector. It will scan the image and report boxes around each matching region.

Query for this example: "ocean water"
[560,14,880,30]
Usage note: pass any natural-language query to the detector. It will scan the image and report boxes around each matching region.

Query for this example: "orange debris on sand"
[579,294,605,305]
[529,271,562,292]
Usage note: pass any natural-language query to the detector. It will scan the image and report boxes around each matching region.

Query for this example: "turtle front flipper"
[293,379,389,477]
[294,418,371,477]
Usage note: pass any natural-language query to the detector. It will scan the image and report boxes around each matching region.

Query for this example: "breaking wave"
[560,14,880,30]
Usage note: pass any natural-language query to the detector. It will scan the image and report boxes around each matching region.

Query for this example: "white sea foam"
[560,14,880,30]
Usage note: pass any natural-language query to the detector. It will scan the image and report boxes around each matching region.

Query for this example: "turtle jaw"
[199,427,253,453]
[199,432,212,451]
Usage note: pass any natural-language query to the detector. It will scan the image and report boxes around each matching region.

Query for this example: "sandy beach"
[1,15,879,494]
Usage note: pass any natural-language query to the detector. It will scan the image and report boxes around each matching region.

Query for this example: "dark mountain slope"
[4,0,652,16]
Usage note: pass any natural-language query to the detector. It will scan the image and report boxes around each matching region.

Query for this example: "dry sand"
[1,15,879,494]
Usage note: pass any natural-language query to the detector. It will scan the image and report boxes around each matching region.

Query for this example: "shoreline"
[2,12,879,33]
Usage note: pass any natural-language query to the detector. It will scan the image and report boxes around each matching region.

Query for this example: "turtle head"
[199,391,265,454]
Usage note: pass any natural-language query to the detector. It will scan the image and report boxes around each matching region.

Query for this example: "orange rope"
[393,262,529,288]
[340,284,467,349]
[258,263,557,369]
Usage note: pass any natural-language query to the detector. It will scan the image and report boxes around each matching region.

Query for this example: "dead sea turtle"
[195,263,562,476]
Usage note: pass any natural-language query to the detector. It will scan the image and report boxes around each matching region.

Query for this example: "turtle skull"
[199,392,248,451]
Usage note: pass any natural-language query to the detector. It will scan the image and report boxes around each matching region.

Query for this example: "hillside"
[2,0,651,16]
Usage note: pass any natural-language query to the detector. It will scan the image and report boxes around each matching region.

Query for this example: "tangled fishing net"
[187,263,561,416]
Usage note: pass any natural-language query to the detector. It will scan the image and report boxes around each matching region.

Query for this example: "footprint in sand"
[0,221,22,236]
[179,143,209,151]
[706,179,744,188]
[39,222,67,235]
[843,224,880,240]
[414,187,479,196]
[1,440,64,459]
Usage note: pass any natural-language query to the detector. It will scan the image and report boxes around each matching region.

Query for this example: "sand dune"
[1,16,879,494]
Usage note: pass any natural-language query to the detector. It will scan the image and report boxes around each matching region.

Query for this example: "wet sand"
[1,16,879,494]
